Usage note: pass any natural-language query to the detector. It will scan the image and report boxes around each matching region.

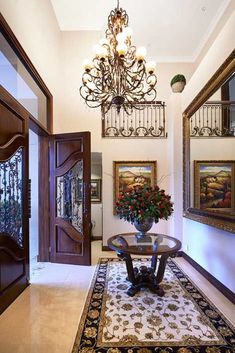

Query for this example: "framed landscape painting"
[91,179,101,203]
[194,160,235,211]
[114,161,157,208]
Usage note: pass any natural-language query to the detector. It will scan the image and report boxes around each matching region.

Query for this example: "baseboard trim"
[92,236,102,241]
[182,252,235,304]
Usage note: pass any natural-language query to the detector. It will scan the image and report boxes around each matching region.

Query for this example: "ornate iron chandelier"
[79,0,157,114]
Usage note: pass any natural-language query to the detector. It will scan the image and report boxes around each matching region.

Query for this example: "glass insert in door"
[0,148,23,247]
[56,160,83,233]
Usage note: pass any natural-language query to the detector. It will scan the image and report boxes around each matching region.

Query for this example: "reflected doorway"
[91,153,103,240]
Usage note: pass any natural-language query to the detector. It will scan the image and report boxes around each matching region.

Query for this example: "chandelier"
[79,0,157,114]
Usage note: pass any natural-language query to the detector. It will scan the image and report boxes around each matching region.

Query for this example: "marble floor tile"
[0,241,234,353]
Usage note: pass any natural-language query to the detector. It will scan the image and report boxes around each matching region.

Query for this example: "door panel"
[50,132,91,265]
[0,86,29,314]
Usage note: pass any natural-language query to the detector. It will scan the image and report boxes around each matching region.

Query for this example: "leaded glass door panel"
[0,86,29,314]
[49,132,91,265]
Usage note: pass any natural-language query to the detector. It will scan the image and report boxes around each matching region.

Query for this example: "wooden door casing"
[0,86,29,314]
[49,132,91,265]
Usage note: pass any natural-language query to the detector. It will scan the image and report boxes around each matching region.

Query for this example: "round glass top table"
[108,233,181,297]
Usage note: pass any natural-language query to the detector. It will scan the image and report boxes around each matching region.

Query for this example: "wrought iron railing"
[190,101,235,137]
[102,101,166,138]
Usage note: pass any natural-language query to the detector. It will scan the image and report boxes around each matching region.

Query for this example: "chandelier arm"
[124,71,146,93]
[122,58,137,70]
[124,70,145,88]
[126,64,145,80]
[122,49,137,69]
[144,89,157,102]
[80,84,111,101]
[82,92,112,107]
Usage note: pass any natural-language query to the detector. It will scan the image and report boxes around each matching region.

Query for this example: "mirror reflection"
[189,71,235,218]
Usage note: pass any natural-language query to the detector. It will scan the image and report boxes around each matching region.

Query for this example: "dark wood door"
[49,132,91,265]
[0,86,29,314]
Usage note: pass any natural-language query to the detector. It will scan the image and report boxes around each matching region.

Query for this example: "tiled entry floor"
[0,241,234,353]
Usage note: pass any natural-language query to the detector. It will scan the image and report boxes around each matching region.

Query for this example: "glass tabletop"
[108,233,181,255]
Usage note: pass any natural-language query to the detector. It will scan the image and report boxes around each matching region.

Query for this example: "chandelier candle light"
[80,0,157,114]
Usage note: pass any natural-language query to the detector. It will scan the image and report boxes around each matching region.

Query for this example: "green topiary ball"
[170,74,186,86]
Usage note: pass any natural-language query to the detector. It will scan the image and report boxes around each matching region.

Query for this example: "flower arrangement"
[115,185,173,224]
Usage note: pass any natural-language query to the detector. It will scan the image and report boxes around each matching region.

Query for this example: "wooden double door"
[0,87,91,314]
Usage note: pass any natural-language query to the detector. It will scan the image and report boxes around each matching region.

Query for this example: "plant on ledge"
[115,185,173,225]
[170,74,186,93]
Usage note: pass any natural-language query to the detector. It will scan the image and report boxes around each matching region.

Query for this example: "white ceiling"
[50,0,231,62]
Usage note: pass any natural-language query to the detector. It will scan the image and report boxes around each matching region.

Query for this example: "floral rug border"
[72,258,235,353]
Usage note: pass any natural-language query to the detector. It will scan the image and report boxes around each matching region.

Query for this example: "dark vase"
[133,218,154,239]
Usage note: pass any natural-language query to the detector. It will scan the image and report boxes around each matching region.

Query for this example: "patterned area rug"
[72,258,235,353]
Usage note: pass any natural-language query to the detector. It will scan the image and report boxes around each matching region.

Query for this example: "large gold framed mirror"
[183,50,235,233]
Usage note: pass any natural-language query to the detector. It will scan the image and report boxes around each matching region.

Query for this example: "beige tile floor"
[0,241,234,353]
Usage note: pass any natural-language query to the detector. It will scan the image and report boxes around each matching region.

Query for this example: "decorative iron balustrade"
[56,160,83,233]
[190,101,235,137]
[102,101,166,138]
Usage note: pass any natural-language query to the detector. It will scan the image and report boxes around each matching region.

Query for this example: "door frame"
[29,125,50,262]
[0,13,53,132]
[1,14,53,262]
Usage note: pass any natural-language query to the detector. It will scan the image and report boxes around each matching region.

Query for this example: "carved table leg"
[116,252,169,297]
[155,253,169,294]
[117,252,136,282]
[151,255,158,273]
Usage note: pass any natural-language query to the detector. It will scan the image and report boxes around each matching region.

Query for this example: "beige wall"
[167,94,183,241]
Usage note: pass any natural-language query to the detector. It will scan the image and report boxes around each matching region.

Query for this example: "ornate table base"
[117,251,169,297]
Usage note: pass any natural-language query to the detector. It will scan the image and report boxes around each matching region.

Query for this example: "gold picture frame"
[113,161,157,211]
[194,160,235,212]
